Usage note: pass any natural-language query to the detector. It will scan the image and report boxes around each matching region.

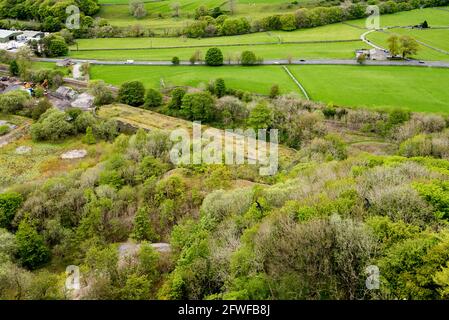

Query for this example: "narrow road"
[34,57,449,68]
[360,29,386,50]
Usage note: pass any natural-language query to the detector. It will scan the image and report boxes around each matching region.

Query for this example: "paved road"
[34,57,449,68]
[360,29,386,50]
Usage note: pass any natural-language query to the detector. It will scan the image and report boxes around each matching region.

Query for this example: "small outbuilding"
[0,29,22,43]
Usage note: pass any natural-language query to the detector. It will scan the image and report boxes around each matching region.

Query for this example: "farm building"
[355,48,390,61]
[0,29,22,43]
[16,30,45,42]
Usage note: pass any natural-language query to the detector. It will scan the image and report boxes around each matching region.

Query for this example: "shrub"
[145,88,163,109]
[16,219,50,270]
[0,90,30,114]
[83,126,96,145]
[9,60,19,76]
[215,96,248,126]
[168,87,187,110]
[118,81,145,107]
[269,84,279,98]
[399,134,432,157]
[214,78,226,98]
[31,109,74,141]
[247,102,273,130]
[181,91,215,121]
[0,125,10,136]
[31,98,52,120]
[172,56,180,65]
[88,80,115,106]
[205,48,223,66]
[241,50,257,65]
[0,192,23,229]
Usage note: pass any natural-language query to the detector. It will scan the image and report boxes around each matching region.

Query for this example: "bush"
[181,91,215,122]
[0,192,23,229]
[214,78,226,98]
[16,219,50,270]
[241,51,257,66]
[205,48,223,66]
[118,81,145,107]
[172,56,180,65]
[0,125,10,136]
[247,102,273,130]
[399,134,432,157]
[88,80,115,106]
[9,60,19,76]
[0,90,30,114]
[168,87,187,110]
[145,88,163,109]
[269,84,279,98]
[31,109,74,141]
[31,98,52,120]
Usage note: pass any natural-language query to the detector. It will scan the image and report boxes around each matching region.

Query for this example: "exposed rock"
[55,86,78,100]
[61,149,87,159]
[71,92,95,110]
[15,146,31,154]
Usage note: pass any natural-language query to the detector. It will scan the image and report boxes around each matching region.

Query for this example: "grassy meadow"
[89,64,303,95]
[291,65,449,113]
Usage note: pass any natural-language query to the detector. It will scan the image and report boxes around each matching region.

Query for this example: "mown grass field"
[90,64,449,113]
[366,29,449,61]
[290,65,449,113]
[350,7,449,28]
[69,41,362,60]
[70,23,362,50]
[90,64,303,95]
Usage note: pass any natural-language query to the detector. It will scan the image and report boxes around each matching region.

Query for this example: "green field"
[366,29,449,61]
[291,65,449,113]
[69,41,362,60]
[350,7,449,28]
[89,64,303,95]
[71,23,362,50]
[90,64,449,113]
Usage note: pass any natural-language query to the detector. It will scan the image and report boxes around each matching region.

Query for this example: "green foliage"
[171,56,180,65]
[31,108,74,141]
[0,124,10,136]
[82,126,96,145]
[118,81,145,107]
[214,78,226,98]
[241,50,257,66]
[247,102,273,130]
[9,60,19,76]
[0,192,23,229]
[88,80,115,106]
[414,180,449,220]
[132,207,157,241]
[0,90,30,114]
[269,84,279,99]
[205,47,223,66]
[168,87,186,110]
[181,91,215,122]
[15,219,50,270]
[144,88,163,109]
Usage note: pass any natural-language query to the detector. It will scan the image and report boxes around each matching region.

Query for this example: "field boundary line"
[282,66,310,100]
